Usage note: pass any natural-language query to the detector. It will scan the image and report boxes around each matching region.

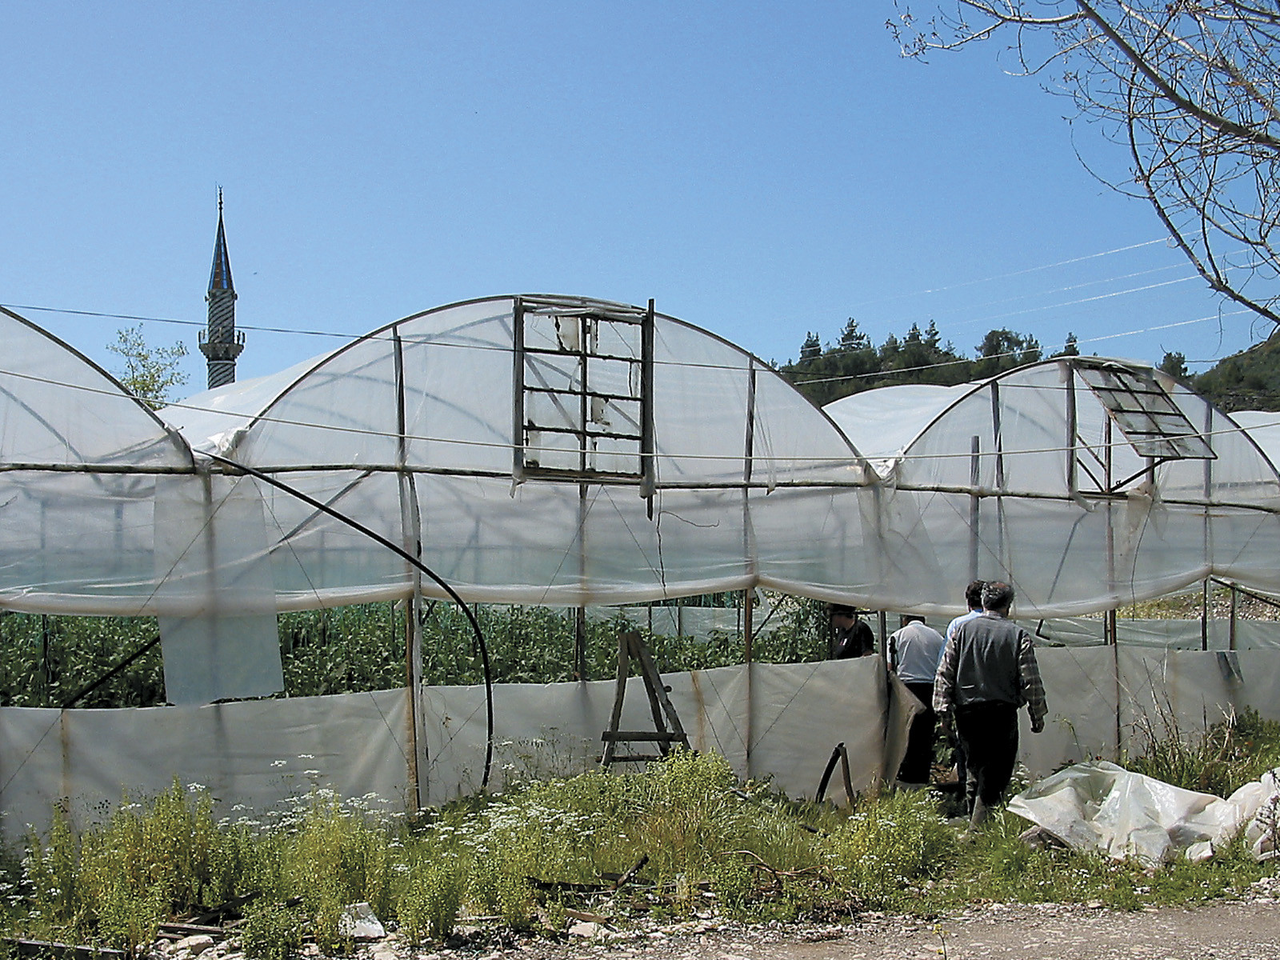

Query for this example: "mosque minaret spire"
[199,189,245,388]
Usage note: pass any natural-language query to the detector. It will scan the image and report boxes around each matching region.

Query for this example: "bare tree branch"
[891,0,1280,331]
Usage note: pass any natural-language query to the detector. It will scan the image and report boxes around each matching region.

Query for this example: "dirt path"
[514,897,1280,960]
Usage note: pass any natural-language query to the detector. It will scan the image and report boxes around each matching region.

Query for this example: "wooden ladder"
[600,630,689,765]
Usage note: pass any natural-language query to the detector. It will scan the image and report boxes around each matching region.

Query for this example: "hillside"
[1193,331,1280,412]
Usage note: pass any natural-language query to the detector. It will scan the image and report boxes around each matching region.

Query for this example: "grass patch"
[3,738,1278,955]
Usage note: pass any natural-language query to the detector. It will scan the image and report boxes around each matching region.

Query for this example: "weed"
[823,789,954,909]
[1126,706,1280,797]
[399,854,467,943]
[240,902,305,960]
[6,738,1280,954]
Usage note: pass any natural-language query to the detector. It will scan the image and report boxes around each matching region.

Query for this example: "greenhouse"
[4,296,1280,832]
[824,360,1280,616]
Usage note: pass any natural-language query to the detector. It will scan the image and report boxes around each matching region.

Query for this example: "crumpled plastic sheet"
[1007,760,1280,864]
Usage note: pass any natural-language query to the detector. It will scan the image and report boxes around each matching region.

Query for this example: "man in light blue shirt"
[946,580,986,642]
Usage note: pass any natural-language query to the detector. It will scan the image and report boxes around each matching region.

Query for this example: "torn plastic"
[338,902,385,939]
[1008,760,1280,864]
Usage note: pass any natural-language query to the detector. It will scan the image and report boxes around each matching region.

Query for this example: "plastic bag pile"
[1007,760,1280,864]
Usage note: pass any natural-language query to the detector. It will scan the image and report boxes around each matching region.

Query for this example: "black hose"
[62,634,162,708]
[205,453,494,789]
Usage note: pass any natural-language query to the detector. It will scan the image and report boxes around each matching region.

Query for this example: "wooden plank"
[633,633,688,741]
[600,631,633,765]
[600,630,688,766]
[6,940,126,960]
[631,634,671,742]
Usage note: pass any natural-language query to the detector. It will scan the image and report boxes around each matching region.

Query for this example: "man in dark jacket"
[933,581,1047,829]
[830,604,876,659]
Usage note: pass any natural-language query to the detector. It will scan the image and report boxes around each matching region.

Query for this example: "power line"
[3,360,1279,470]
[844,238,1173,309]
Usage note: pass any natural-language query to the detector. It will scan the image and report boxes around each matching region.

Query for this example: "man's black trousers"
[954,700,1019,810]
[899,681,936,784]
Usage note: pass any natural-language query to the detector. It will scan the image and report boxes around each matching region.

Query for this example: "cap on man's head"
[830,604,856,618]
[981,581,1015,610]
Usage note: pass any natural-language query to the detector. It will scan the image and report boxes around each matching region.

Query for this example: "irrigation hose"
[205,453,494,790]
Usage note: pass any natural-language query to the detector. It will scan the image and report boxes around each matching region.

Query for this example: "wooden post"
[1201,579,1210,651]
[1230,583,1238,651]
[574,606,587,679]
[744,590,754,780]
[403,598,420,810]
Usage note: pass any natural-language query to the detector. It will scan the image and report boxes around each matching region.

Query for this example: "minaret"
[199,189,245,388]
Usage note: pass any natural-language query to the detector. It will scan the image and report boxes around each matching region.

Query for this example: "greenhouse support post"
[1201,579,1210,651]
[394,328,427,809]
[1230,584,1238,651]
[574,606,587,679]
[744,588,754,778]
[1201,405,1212,654]
[404,596,420,809]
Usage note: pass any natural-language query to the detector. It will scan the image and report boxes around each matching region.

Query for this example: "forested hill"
[1191,333,1280,413]
[777,318,1280,414]
[775,319,1071,407]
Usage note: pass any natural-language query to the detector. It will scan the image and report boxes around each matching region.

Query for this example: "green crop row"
[0,595,830,708]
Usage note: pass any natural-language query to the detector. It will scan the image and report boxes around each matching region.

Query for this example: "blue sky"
[1,2,1267,393]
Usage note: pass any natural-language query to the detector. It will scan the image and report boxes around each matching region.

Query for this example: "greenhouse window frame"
[512,296,655,490]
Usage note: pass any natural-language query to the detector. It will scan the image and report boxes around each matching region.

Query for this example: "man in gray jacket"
[933,581,1047,829]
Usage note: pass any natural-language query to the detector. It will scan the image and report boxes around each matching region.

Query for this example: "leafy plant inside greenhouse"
[0,594,830,707]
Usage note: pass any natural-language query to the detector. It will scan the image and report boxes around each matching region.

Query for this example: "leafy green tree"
[1052,332,1080,358]
[839,316,872,353]
[1159,351,1188,380]
[973,328,1041,378]
[1193,334,1280,412]
[107,324,190,408]
[799,331,822,362]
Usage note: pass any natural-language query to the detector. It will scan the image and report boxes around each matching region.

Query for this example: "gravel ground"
[515,899,1280,960]
[157,880,1280,960]
[468,879,1280,960]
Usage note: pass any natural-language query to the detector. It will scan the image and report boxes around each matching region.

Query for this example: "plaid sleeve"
[1018,634,1048,722]
[933,636,958,714]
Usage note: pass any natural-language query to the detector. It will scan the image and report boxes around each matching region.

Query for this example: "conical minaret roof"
[200,188,244,388]
[208,190,234,294]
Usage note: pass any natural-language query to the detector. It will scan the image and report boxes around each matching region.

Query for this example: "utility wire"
[1,295,1254,395]
[3,361,1279,468]
[5,243,1260,382]
[843,238,1173,308]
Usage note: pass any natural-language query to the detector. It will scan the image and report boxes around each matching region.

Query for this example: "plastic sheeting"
[162,295,877,609]
[1008,761,1280,863]
[0,689,411,836]
[0,307,195,615]
[826,360,1280,616]
[8,300,1280,625]
[0,657,902,837]
[1035,617,1280,650]
[6,646,1280,839]
[0,308,285,704]
[11,298,1280,712]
